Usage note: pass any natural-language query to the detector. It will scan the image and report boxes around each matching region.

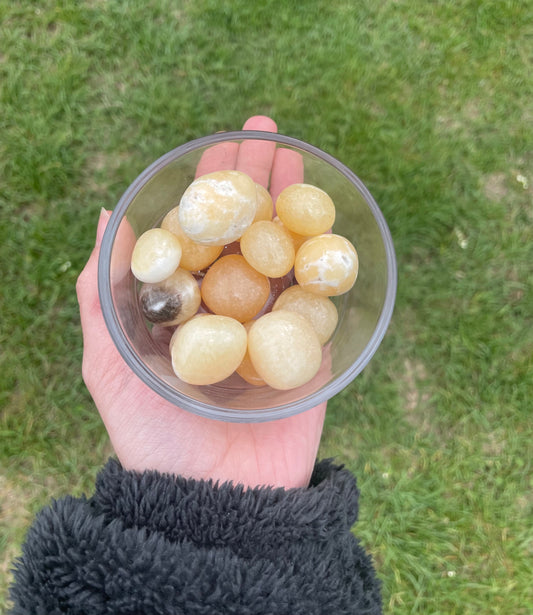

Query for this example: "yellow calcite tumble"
[236,321,267,386]
[275,183,335,236]
[272,284,338,344]
[253,183,274,222]
[240,220,295,278]
[178,170,257,246]
[161,206,223,271]
[201,255,270,323]
[131,228,182,284]
[295,234,358,296]
[170,314,247,385]
[247,310,322,390]
[139,268,201,326]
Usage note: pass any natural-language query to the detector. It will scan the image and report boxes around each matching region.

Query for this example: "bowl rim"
[98,130,397,422]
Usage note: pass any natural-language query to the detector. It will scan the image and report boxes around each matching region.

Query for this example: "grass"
[1,0,532,612]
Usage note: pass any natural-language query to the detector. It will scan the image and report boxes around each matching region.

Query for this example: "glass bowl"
[98,131,397,422]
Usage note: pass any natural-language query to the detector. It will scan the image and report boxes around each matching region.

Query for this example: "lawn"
[1,0,532,613]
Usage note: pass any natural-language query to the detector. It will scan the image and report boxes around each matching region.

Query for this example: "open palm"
[76,116,326,489]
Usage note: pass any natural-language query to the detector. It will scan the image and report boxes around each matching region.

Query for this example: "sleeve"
[9,458,382,615]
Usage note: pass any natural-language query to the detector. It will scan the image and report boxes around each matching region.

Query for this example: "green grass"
[1,0,532,612]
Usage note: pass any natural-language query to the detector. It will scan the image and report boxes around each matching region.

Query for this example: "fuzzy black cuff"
[10,459,382,614]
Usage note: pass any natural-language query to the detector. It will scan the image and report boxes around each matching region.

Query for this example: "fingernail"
[96,208,110,247]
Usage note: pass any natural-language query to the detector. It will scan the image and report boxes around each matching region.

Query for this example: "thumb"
[76,208,129,396]
[76,208,111,320]
[95,207,111,248]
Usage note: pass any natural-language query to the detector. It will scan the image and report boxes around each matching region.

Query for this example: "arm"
[10,459,381,614]
[9,116,382,614]
[76,115,325,490]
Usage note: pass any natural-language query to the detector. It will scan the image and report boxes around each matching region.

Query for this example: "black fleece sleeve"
[9,458,382,615]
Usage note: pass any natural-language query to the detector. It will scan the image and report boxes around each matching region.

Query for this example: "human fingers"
[235,115,278,188]
[195,116,278,185]
[269,147,305,204]
[76,209,111,332]
[76,209,122,394]
[76,209,136,394]
[195,141,240,177]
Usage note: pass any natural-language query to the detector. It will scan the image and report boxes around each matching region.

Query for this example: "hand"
[76,116,327,489]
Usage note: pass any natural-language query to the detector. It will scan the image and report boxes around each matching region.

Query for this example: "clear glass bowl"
[98,131,397,422]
